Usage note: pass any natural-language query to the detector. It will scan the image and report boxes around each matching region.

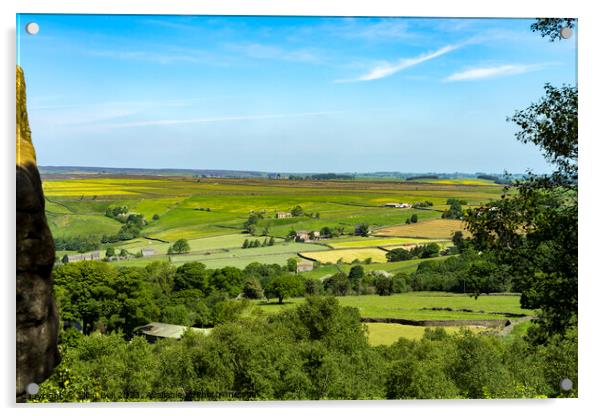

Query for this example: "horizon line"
[38,165,534,177]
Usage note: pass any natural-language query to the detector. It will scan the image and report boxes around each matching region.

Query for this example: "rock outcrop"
[16,66,60,401]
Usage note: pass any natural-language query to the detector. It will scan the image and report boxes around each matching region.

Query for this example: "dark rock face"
[16,66,60,401]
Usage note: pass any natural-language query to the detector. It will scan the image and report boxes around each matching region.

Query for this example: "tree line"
[32,296,576,402]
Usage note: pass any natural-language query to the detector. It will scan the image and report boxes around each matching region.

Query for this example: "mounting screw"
[25,22,40,35]
[560,27,573,39]
[26,383,39,395]
[560,378,573,391]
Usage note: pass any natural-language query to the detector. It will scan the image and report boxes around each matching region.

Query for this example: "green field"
[44,177,500,241]
[256,292,533,321]
[116,241,328,269]
[114,234,285,256]
[45,176,502,268]
[327,236,442,249]
[46,212,123,239]
[296,256,450,280]
[365,323,487,345]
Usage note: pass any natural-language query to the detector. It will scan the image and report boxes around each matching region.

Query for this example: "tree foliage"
[168,239,190,255]
[264,274,304,304]
[33,297,576,402]
[465,85,577,339]
[530,18,576,42]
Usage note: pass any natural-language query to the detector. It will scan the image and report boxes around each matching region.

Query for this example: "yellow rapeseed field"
[300,247,389,264]
[374,219,468,239]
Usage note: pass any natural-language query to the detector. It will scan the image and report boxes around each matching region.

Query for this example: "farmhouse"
[295,231,310,242]
[296,262,314,273]
[63,251,101,263]
[135,322,211,343]
[296,230,320,242]
[383,202,411,208]
[141,248,155,257]
[276,211,292,219]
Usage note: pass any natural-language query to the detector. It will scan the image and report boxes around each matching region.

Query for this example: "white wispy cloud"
[88,49,208,64]
[226,43,323,64]
[342,18,413,40]
[142,18,202,32]
[32,99,197,112]
[444,64,545,81]
[335,44,460,83]
[101,110,346,129]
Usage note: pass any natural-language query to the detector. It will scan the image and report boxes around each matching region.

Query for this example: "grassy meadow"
[327,236,443,249]
[43,175,538,347]
[255,292,532,320]
[255,292,532,346]
[43,175,501,269]
[365,323,487,345]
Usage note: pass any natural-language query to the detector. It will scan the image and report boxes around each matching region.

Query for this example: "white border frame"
[2,1,600,415]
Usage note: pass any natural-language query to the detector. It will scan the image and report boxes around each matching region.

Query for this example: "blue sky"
[17,15,577,173]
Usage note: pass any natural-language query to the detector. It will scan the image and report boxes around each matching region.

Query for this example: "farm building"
[296,262,314,273]
[141,248,155,257]
[296,230,320,242]
[135,322,211,343]
[296,231,310,242]
[383,202,411,208]
[276,211,292,219]
[63,251,101,263]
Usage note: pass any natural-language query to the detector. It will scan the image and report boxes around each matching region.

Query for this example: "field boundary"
[419,307,529,318]
[143,236,170,243]
[377,244,417,252]
[297,252,319,262]
[360,317,510,328]
[45,196,75,213]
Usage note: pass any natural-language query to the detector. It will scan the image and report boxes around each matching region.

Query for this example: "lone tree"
[348,264,365,281]
[105,247,115,257]
[320,226,333,239]
[348,265,365,294]
[356,223,370,237]
[324,272,351,296]
[264,275,304,304]
[286,257,298,273]
[290,205,304,217]
[386,247,412,263]
[374,275,394,296]
[242,278,264,299]
[410,214,418,223]
[169,239,190,255]
[442,200,463,219]
[286,229,297,242]
[452,231,466,252]
[420,242,441,259]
